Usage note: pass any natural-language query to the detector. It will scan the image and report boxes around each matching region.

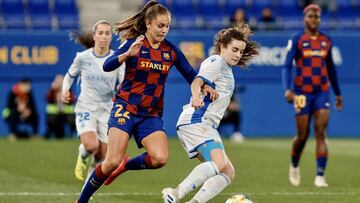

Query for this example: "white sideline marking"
[0,192,357,196]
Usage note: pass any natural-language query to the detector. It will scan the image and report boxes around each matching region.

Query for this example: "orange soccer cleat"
[104,155,130,185]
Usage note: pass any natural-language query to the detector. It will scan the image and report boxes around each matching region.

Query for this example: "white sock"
[192,173,231,203]
[79,144,90,160]
[177,161,219,199]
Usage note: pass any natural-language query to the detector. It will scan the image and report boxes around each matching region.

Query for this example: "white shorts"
[177,123,223,159]
[75,104,110,143]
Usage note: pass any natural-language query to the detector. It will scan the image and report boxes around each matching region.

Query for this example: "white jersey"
[67,48,125,111]
[177,55,235,128]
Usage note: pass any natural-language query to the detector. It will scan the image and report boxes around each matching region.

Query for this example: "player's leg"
[189,152,235,203]
[74,110,99,181]
[313,92,331,187]
[289,93,312,186]
[289,114,310,186]
[85,118,109,182]
[77,127,129,203]
[85,141,107,182]
[313,109,330,187]
[75,131,98,181]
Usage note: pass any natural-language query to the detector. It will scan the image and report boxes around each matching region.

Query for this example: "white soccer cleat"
[162,188,179,203]
[289,165,301,186]
[314,175,328,187]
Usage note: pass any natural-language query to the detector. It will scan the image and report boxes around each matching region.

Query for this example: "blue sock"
[316,156,327,176]
[125,152,155,170]
[78,165,107,203]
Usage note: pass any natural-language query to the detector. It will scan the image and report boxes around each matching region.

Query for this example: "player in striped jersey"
[61,20,125,183]
[282,4,343,187]
[75,1,216,202]
[162,23,259,203]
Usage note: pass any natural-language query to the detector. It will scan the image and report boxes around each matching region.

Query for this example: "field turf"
[0,138,359,203]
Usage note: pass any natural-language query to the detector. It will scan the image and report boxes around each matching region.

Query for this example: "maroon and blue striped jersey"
[282,32,341,95]
[103,36,196,117]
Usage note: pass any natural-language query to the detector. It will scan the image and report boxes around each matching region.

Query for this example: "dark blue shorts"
[294,92,330,115]
[107,101,165,148]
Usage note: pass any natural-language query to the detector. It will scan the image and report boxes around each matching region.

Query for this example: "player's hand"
[126,35,145,57]
[335,95,343,110]
[202,84,218,101]
[61,91,71,104]
[191,97,204,110]
[284,89,295,103]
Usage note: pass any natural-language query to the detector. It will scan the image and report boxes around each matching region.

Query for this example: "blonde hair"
[70,20,112,48]
[114,0,170,41]
[214,22,259,67]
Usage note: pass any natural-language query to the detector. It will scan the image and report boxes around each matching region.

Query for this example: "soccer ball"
[225,194,253,203]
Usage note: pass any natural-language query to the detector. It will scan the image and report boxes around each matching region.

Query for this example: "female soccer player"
[61,20,125,182]
[76,1,216,202]
[282,4,343,187]
[162,23,259,203]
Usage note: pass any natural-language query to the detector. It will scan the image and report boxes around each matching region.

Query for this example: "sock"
[125,152,157,170]
[78,164,108,203]
[177,161,219,199]
[191,173,231,203]
[79,144,91,160]
[291,138,307,167]
[84,158,102,186]
[316,151,328,176]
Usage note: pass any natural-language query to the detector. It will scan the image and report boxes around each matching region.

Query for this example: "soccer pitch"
[0,138,359,203]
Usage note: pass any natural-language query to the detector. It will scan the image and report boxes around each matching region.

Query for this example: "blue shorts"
[107,102,165,148]
[294,92,330,115]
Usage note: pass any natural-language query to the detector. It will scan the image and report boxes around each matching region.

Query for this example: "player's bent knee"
[214,160,227,172]
[82,142,99,154]
[150,153,168,168]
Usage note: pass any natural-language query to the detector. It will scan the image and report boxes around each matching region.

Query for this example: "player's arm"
[173,46,218,100]
[62,54,81,103]
[103,36,144,72]
[326,43,343,110]
[282,36,297,103]
[191,77,205,110]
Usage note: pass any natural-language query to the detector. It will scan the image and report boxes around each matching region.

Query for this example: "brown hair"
[114,0,171,41]
[213,22,259,67]
[70,20,112,49]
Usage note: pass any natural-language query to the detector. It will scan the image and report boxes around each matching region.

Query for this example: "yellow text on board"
[0,46,59,65]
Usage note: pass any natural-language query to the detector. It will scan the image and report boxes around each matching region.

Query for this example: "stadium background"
[0,0,359,137]
[0,1,359,203]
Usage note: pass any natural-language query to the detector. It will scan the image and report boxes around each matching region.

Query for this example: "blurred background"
[0,0,359,139]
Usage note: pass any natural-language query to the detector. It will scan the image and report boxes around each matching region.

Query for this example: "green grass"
[0,138,359,203]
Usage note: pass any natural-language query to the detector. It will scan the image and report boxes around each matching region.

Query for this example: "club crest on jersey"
[302,42,310,47]
[163,52,170,60]
[321,41,327,47]
[118,118,126,125]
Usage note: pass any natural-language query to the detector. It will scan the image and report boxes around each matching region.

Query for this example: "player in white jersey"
[61,20,125,182]
[162,23,259,203]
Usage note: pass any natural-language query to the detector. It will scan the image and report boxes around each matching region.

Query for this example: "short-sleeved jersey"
[284,32,334,94]
[177,55,235,128]
[68,49,125,111]
[105,36,196,117]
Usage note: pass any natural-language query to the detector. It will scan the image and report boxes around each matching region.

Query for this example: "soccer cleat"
[314,175,328,187]
[75,154,90,181]
[104,155,130,185]
[162,188,179,203]
[289,164,301,186]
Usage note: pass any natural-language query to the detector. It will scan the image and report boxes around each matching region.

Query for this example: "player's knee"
[214,159,227,172]
[82,142,99,154]
[150,153,168,168]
